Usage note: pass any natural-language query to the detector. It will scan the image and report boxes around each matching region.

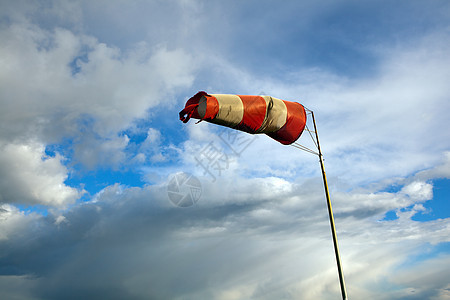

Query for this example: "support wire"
[291,142,319,156]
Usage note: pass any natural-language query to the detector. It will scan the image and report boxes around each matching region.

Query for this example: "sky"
[0,0,450,299]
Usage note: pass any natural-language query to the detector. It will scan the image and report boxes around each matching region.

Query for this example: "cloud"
[0,11,195,176]
[138,128,166,163]
[401,181,433,202]
[389,254,450,299]
[0,18,194,161]
[0,141,80,206]
[415,151,450,181]
[0,168,449,299]
[0,204,42,241]
[73,133,130,170]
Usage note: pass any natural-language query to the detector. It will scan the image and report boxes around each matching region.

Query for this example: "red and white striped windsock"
[179,91,307,145]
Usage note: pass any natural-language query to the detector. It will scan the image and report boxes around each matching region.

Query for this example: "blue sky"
[1,0,450,299]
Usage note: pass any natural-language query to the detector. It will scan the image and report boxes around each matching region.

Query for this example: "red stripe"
[235,95,266,133]
[203,94,219,121]
[268,101,306,145]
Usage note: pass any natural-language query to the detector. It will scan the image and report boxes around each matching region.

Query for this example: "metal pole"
[311,111,348,300]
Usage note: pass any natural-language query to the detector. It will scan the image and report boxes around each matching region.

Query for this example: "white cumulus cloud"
[0,141,80,206]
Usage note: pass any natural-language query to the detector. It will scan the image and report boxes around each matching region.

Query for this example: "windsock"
[179,91,306,145]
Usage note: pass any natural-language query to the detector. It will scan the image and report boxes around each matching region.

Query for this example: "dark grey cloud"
[0,181,329,299]
[1,173,449,299]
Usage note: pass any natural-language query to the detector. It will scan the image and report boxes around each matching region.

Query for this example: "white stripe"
[211,94,244,127]
[258,96,287,133]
